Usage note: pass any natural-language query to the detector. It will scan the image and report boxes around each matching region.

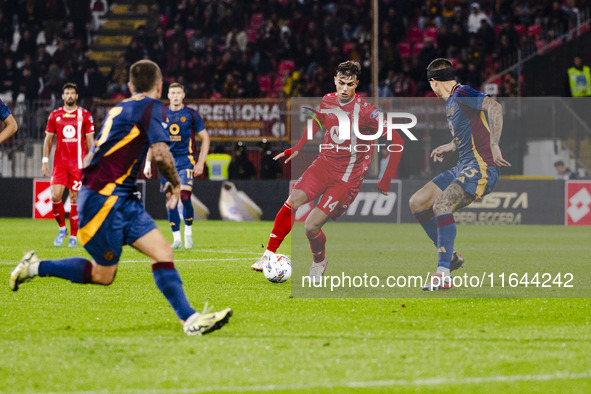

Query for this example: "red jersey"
[46,106,95,170]
[290,93,404,192]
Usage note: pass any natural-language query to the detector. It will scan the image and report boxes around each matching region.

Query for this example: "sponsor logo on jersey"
[62,125,76,139]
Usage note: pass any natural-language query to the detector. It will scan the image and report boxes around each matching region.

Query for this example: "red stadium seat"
[250,13,264,29]
[185,29,195,40]
[528,25,542,37]
[424,27,438,40]
[398,42,411,58]
[258,75,272,94]
[245,27,257,42]
[278,60,295,76]
[495,25,503,35]
[514,25,525,35]
[412,42,424,57]
[407,26,423,43]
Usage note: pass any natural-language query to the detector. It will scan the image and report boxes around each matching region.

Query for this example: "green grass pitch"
[1,218,590,393]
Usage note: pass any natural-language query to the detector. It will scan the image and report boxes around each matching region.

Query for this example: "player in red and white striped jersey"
[42,83,95,247]
[252,61,405,281]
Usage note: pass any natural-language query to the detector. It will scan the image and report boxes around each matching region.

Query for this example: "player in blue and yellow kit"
[145,82,210,249]
[409,58,511,291]
[10,60,231,335]
[0,98,18,144]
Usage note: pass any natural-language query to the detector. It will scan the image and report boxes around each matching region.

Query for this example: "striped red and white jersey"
[45,106,95,170]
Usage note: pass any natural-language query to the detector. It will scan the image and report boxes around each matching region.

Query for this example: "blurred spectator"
[125,39,145,66]
[108,55,128,97]
[554,160,578,180]
[241,72,261,98]
[229,142,256,180]
[0,57,18,95]
[477,19,495,54]
[467,3,490,34]
[16,66,40,101]
[259,139,282,179]
[206,145,232,180]
[392,72,417,97]
[567,55,591,97]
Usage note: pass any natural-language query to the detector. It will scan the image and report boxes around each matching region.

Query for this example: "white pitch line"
[27,370,591,394]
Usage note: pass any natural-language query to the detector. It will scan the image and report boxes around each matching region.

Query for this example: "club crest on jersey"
[181,116,187,122]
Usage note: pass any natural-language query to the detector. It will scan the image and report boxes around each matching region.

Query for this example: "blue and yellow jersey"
[166,106,205,162]
[82,94,170,196]
[446,84,497,167]
[0,99,12,121]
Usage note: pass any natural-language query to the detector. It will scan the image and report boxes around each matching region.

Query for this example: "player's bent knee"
[91,265,117,285]
[409,192,426,213]
[304,220,321,235]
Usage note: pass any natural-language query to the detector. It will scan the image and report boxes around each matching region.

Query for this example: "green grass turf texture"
[0,218,590,393]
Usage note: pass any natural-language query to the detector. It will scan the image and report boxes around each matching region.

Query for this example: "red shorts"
[294,158,362,219]
[51,166,82,191]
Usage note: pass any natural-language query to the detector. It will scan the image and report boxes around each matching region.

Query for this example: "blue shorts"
[160,155,194,191]
[432,162,500,199]
[78,187,158,266]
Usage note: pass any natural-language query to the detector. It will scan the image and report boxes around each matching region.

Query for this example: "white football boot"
[308,258,328,284]
[9,251,40,291]
[183,303,233,336]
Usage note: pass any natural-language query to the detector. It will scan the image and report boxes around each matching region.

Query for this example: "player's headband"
[427,68,455,81]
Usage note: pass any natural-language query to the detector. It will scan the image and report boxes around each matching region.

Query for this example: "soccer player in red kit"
[251,61,405,281]
[42,83,95,247]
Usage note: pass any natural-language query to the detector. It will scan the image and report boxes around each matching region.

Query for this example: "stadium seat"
[495,25,503,35]
[407,26,423,43]
[185,29,195,40]
[412,42,424,57]
[398,42,411,58]
[424,27,438,40]
[278,60,295,76]
[245,28,257,42]
[514,25,525,35]
[528,25,542,37]
[258,74,272,94]
[250,13,264,29]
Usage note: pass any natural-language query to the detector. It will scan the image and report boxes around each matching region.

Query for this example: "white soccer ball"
[263,253,292,283]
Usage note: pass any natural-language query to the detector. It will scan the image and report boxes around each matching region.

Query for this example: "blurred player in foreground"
[409,58,511,291]
[144,82,210,249]
[43,83,94,247]
[0,98,18,144]
[10,60,232,336]
[251,60,404,281]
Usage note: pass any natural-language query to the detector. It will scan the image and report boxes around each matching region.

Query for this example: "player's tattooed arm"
[433,182,475,215]
[151,142,180,186]
[482,96,511,167]
[481,96,503,144]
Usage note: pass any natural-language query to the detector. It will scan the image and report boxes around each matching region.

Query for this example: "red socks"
[70,203,78,237]
[52,200,66,227]
[267,202,295,252]
[307,230,326,263]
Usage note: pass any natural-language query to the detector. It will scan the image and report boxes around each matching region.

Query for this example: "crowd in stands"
[0,0,589,104]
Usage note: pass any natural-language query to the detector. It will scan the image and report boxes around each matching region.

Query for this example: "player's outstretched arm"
[274,149,299,163]
[194,129,210,176]
[430,140,457,163]
[152,142,180,209]
[0,114,17,144]
[41,132,54,177]
[482,96,511,167]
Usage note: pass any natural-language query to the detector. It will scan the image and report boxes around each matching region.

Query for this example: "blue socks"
[152,262,196,321]
[414,209,437,245]
[435,214,456,269]
[168,207,181,232]
[181,198,194,226]
[39,257,93,283]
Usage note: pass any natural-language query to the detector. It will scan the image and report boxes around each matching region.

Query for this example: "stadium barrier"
[2,178,585,225]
